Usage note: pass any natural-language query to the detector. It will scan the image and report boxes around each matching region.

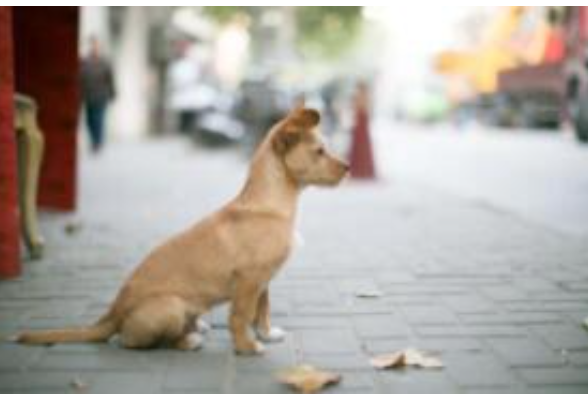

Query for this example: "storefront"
[0,7,79,278]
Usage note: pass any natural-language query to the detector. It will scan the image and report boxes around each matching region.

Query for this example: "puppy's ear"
[272,129,301,155]
[289,107,321,128]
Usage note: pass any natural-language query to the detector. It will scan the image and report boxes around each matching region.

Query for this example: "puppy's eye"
[316,148,325,156]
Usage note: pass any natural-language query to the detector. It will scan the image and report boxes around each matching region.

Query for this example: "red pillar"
[13,7,79,211]
[0,7,21,279]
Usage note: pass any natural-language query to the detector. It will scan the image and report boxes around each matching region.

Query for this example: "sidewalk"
[1,136,588,393]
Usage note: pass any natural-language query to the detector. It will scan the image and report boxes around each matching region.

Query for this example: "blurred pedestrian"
[348,81,376,179]
[80,36,116,153]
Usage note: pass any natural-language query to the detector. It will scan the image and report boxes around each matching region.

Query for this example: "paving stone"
[518,367,588,387]
[442,353,515,388]
[487,337,566,367]
[532,324,588,351]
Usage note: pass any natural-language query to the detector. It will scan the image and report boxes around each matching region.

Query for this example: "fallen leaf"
[70,377,88,393]
[64,221,82,235]
[371,348,444,370]
[355,289,383,299]
[277,364,341,393]
[370,351,405,369]
[583,317,588,331]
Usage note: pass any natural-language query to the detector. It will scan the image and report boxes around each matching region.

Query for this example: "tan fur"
[16,107,348,355]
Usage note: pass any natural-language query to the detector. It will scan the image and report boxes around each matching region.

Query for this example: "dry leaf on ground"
[277,364,341,393]
[64,221,82,235]
[70,377,88,393]
[370,348,444,370]
[355,289,383,299]
[583,317,588,331]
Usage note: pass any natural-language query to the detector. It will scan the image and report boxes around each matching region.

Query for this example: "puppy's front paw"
[235,340,265,356]
[256,326,287,343]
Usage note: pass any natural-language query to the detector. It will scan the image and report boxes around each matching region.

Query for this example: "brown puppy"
[16,106,348,355]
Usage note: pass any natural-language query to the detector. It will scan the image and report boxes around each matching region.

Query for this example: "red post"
[348,82,376,179]
[0,7,21,279]
[13,7,80,211]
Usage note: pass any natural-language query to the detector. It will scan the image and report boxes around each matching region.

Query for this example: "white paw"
[196,319,211,334]
[179,332,204,351]
[256,326,287,343]
[254,340,266,354]
[236,340,265,356]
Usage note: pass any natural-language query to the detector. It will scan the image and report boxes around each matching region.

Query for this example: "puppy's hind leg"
[174,332,204,351]
[196,319,211,334]
[186,315,211,335]
[173,315,205,351]
[119,296,188,350]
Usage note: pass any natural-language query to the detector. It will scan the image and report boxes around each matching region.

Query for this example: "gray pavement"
[1,128,588,393]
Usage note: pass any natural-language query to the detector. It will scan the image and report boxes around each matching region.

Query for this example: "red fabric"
[0,7,21,278]
[349,108,376,179]
[13,7,79,211]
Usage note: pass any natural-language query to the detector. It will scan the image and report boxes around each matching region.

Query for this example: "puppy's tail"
[14,313,117,345]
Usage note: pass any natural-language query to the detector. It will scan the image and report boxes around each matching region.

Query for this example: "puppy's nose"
[343,163,350,172]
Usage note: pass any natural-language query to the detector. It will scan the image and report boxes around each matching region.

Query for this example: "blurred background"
[80,6,588,144]
[2,6,588,278]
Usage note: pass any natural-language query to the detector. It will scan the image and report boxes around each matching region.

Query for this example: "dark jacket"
[80,56,116,105]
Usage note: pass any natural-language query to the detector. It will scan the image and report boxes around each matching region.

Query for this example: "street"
[376,122,588,237]
[1,123,588,393]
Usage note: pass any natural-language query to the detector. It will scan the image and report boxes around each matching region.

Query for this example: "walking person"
[80,36,116,153]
